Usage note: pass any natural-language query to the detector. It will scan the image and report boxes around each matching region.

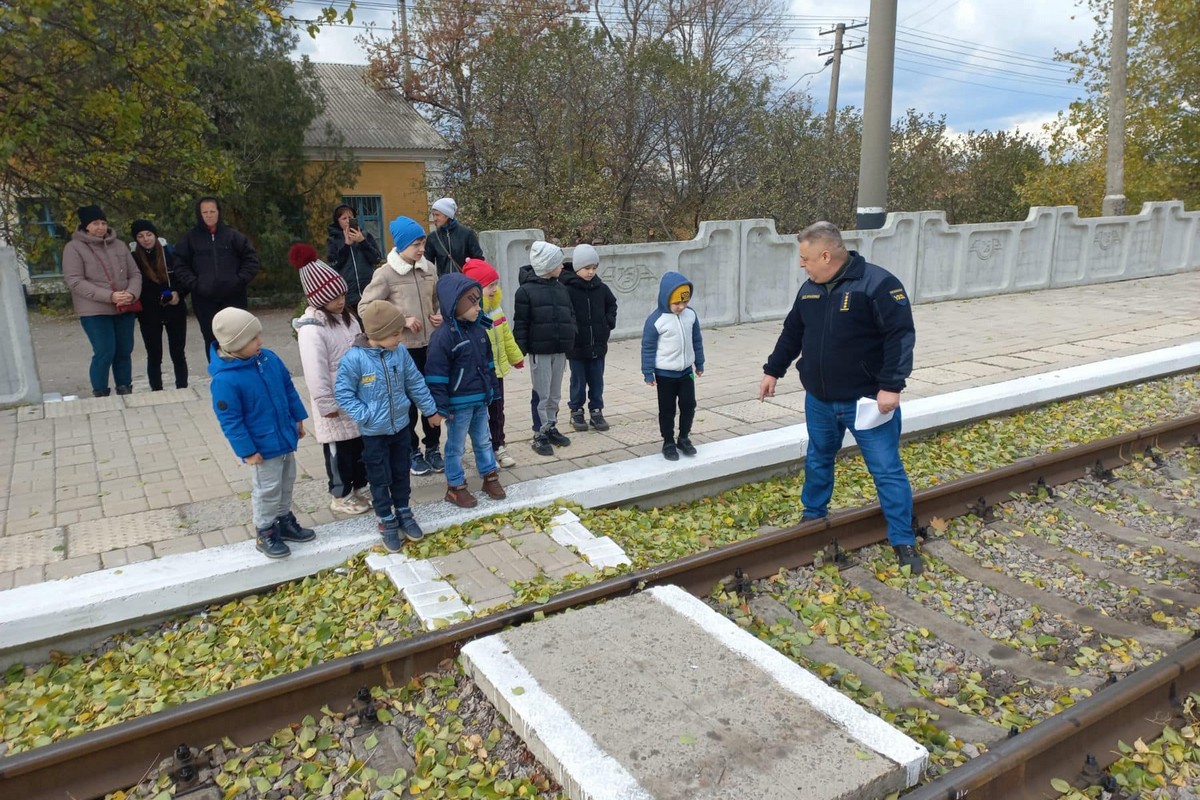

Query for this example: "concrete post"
[0,246,43,406]
[1102,0,1129,217]
[855,0,898,230]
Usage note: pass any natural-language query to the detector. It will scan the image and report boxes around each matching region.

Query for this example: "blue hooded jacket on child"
[641,270,705,382]
[335,335,439,437]
[424,273,498,415]
[209,348,308,460]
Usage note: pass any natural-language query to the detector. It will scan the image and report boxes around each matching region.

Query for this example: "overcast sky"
[289,0,1099,138]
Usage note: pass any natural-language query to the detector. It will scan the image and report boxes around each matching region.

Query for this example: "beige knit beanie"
[359,300,406,340]
[212,307,262,353]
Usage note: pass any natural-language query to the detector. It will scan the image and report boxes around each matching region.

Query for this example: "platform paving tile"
[44,553,102,581]
[68,508,184,555]
[0,528,65,572]
[509,531,589,575]
[470,540,541,583]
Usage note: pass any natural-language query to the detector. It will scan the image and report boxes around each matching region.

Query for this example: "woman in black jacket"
[173,196,259,361]
[325,204,381,314]
[130,220,188,390]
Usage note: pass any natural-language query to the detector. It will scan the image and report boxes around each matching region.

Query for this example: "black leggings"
[137,306,188,389]
[655,373,696,443]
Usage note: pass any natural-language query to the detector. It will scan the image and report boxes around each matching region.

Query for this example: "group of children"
[208,216,705,558]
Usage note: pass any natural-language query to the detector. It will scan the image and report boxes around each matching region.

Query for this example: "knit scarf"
[134,242,170,286]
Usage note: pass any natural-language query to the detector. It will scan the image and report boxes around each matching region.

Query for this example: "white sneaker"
[330,494,369,515]
[495,446,516,468]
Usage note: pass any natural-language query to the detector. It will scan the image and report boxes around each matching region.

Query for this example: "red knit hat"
[462,257,499,288]
[289,243,347,308]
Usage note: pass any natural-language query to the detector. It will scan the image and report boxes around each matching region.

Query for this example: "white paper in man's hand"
[855,396,894,431]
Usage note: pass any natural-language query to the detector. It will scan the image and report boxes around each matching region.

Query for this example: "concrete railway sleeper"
[1,415,1199,799]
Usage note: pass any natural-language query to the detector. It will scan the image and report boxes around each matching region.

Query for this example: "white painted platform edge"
[648,585,929,787]
[3,342,1198,653]
[461,636,653,800]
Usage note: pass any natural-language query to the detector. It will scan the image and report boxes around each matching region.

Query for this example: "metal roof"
[305,62,450,153]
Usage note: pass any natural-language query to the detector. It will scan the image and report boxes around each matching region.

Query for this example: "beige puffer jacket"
[358,250,439,349]
[62,229,143,316]
[293,307,364,444]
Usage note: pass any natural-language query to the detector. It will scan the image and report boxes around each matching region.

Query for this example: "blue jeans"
[802,393,915,546]
[80,313,136,393]
[444,403,498,486]
[568,356,605,412]
[361,430,412,518]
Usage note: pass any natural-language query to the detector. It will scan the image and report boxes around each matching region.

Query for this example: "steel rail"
[3,414,1199,799]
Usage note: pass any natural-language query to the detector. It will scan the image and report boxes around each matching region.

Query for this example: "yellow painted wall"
[311,159,430,248]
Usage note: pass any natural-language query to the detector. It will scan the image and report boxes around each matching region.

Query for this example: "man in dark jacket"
[425,197,484,276]
[326,204,382,313]
[758,221,923,575]
[513,241,576,456]
[174,197,260,361]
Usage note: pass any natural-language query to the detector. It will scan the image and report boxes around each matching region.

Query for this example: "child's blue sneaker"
[277,511,315,542]
[410,450,433,476]
[397,508,424,541]
[377,516,402,552]
[256,522,291,559]
[425,447,445,473]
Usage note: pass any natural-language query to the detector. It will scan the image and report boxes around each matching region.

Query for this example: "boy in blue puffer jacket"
[425,273,504,508]
[209,308,314,559]
[336,300,443,552]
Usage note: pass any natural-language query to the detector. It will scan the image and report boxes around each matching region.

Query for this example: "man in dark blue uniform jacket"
[758,221,924,575]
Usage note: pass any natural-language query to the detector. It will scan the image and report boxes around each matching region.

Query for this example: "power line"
[843,51,1078,101]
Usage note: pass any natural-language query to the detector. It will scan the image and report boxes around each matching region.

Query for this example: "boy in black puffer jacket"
[561,243,618,432]
[513,241,576,456]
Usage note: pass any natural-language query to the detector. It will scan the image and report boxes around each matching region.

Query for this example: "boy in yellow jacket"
[463,258,524,468]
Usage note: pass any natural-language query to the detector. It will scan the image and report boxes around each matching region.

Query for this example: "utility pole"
[819,21,866,140]
[1102,0,1129,217]
[856,0,898,230]
[399,0,412,89]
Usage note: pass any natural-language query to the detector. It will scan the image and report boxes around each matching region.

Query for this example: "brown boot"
[481,470,507,500]
[445,484,478,508]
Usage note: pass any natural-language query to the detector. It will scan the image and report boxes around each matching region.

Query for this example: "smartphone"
[348,219,360,231]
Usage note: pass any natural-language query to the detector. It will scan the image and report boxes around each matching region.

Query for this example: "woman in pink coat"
[62,205,143,397]
[289,244,371,515]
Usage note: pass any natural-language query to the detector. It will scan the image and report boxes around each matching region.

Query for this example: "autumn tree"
[1019,0,1199,214]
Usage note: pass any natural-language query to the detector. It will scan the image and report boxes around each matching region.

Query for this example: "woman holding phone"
[326,203,381,317]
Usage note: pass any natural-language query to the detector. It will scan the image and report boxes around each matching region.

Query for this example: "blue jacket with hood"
[209,346,308,460]
[424,273,498,414]
[641,271,705,382]
[335,335,439,437]
[762,251,915,401]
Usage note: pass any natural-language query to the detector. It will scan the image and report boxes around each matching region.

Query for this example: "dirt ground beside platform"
[28,307,305,398]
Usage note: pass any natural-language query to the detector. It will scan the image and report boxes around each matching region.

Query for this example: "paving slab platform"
[461,585,927,800]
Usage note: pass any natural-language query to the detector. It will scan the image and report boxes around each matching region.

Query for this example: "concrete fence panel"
[740,219,801,322]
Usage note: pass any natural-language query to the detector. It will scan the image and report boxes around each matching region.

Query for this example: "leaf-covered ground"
[2,373,1198,769]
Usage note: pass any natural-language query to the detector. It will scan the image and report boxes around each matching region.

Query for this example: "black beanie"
[77,205,106,230]
[130,219,157,239]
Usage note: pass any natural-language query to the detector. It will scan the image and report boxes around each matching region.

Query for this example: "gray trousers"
[250,452,296,529]
[530,353,566,432]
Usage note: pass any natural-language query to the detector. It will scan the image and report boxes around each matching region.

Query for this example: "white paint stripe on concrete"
[4,342,1199,656]
[647,585,929,786]
[461,636,653,800]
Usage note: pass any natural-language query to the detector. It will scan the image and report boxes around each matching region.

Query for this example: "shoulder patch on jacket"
[889,288,908,304]
[217,400,229,411]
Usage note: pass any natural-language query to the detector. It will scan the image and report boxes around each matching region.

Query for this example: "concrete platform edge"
[647,585,928,785]
[2,342,1198,656]
[461,635,653,800]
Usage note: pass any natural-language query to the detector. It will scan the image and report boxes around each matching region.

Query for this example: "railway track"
[2,414,1199,799]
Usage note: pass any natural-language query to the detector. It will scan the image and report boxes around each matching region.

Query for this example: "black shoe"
[893,544,925,576]
[662,441,679,461]
[570,410,588,432]
[397,508,424,541]
[92,388,111,398]
[545,425,571,447]
[589,411,609,432]
[677,437,696,456]
[410,450,433,476]
[377,516,402,552]
[115,385,133,395]
[425,447,445,473]
[531,434,554,456]
[277,511,315,542]
[256,522,291,559]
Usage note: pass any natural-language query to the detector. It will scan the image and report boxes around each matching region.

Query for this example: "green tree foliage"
[1019,0,1199,214]
[0,0,354,293]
